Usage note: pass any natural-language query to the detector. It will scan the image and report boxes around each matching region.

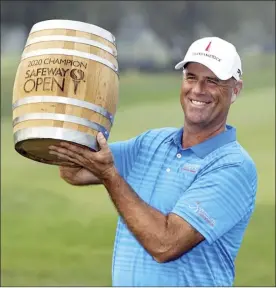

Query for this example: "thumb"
[97,132,109,151]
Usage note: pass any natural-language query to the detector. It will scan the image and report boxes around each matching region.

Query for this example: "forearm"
[102,168,169,258]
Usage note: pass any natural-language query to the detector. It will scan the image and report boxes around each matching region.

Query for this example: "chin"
[184,110,205,121]
[185,114,210,126]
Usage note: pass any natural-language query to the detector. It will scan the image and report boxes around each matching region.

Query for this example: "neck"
[182,121,226,149]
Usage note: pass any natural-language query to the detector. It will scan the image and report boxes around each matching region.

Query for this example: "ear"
[231,80,243,104]
[231,92,237,103]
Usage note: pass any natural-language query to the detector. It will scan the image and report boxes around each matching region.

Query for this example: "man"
[49,37,258,286]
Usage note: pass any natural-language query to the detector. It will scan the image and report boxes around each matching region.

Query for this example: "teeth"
[191,100,206,105]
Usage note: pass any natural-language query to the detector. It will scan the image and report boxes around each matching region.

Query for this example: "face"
[180,62,242,129]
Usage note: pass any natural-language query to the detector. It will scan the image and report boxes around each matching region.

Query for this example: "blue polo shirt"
[109,125,257,286]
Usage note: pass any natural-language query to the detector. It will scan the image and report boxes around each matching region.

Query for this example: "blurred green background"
[1,0,275,286]
[1,53,275,286]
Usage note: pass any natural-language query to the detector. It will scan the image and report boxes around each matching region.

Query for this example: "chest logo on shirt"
[181,163,200,173]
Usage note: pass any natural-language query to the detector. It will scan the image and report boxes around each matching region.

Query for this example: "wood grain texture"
[12,24,119,165]
[13,103,112,131]
[23,41,118,67]
[29,29,117,52]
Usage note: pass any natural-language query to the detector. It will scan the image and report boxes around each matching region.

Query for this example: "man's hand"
[49,132,116,182]
[58,166,102,185]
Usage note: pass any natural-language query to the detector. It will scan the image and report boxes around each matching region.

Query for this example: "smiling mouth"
[190,99,212,106]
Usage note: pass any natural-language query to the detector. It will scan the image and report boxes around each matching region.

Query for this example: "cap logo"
[205,41,212,52]
[192,52,221,62]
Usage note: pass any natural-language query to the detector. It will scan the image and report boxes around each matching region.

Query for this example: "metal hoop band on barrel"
[26,35,117,57]
[14,127,99,150]
[21,48,119,74]
[30,20,116,46]
[13,113,109,138]
[12,96,114,124]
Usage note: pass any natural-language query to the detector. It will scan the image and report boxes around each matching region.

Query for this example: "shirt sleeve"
[171,162,257,244]
[109,131,150,179]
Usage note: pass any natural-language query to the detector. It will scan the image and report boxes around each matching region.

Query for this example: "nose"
[192,80,205,95]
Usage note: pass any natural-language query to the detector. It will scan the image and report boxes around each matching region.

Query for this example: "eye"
[186,75,196,81]
[206,79,219,85]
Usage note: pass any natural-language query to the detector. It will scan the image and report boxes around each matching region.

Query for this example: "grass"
[1,55,275,286]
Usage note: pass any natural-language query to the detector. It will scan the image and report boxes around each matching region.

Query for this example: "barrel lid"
[30,19,116,46]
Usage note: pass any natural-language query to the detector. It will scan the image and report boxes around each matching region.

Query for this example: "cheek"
[180,83,190,97]
[180,85,190,107]
[216,87,231,103]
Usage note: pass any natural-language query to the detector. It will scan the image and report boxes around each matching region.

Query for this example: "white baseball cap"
[175,37,242,80]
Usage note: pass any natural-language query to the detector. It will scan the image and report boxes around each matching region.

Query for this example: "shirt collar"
[170,124,236,158]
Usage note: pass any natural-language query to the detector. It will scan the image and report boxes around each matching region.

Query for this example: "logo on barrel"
[70,69,85,95]
[23,57,87,94]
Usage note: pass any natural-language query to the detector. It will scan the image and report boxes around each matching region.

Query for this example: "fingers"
[49,144,81,160]
[97,132,109,151]
[49,134,110,165]
[49,144,86,165]
[49,150,83,166]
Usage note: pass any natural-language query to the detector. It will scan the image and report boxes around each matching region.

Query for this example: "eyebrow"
[186,72,220,82]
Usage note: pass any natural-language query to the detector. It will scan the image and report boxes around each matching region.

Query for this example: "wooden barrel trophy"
[12,19,119,166]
